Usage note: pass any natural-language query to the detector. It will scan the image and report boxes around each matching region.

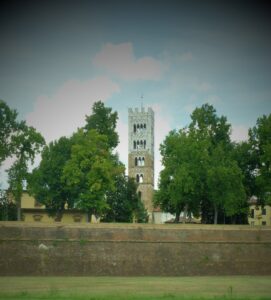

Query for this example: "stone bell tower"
[128,106,154,218]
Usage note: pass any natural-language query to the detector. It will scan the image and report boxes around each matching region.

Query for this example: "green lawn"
[0,276,270,300]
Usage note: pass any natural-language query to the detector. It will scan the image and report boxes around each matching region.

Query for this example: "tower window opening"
[133,141,136,149]
[137,124,139,129]
[140,124,143,129]
[135,157,138,166]
[144,124,146,129]
[142,157,145,166]
[144,140,146,149]
[138,157,142,166]
[136,174,140,183]
[134,124,136,133]
[139,174,143,183]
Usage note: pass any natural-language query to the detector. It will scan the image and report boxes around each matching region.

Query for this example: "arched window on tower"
[134,124,136,133]
[138,157,142,166]
[136,174,140,183]
[142,157,145,166]
[140,124,143,129]
[144,124,146,129]
[137,140,139,149]
[135,157,138,166]
[133,141,136,149]
[139,174,143,183]
[144,140,146,149]
[137,124,139,129]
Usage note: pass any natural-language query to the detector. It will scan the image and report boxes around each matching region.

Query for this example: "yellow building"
[20,192,99,223]
[248,196,271,226]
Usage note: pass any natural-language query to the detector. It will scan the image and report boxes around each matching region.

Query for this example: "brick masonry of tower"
[128,107,154,216]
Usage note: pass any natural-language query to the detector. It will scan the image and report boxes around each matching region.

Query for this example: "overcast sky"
[1,0,271,188]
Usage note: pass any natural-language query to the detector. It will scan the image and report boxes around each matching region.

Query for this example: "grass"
[0,276,271,300]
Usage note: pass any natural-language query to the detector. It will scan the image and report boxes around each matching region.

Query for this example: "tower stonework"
[128,107,154,218]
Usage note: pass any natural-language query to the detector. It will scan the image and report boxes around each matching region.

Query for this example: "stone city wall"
[0,222,271,276]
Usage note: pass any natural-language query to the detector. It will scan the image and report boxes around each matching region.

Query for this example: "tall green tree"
[8,124,45,220]
[0,100,18,165]
[85,101,119,149]
[103,173,148,223]
[232,141,257,199]
[249,114,271,205]
[154,129,208,222]
[0,189,17,221]
[0,101,44,220]
[62,129,123,222]
[155,103,247,224]
[207,145,246,224]
[28,136,73,220]
[189,103,231,147]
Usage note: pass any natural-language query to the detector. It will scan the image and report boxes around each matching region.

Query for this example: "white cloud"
[231,125,249,142]
[93,43,163,81]
[26,77,119,142]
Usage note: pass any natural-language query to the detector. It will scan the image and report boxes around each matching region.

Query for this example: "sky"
[1,0,271,188]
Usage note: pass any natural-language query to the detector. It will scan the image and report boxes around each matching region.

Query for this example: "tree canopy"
[249,114,271,205]
[85,101,119,149]
[28,101,139,223]
[155,104,247,224]
[0,100,45,220]
[28,136,73,220]
[62,129,123,221]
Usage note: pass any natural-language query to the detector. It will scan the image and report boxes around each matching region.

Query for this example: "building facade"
[128,107,154,219]
[18,192,99,223]
[248,196,271,226]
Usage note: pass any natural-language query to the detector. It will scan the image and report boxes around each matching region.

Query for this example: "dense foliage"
[155,104,270,224]
[28,101,146,223]
[0,100,45,220]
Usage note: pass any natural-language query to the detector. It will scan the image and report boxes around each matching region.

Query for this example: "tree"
[0,100,18,165]
[0,189,17,221]
[28,136,73,220]
[85,101,119,149]
[155,103,247,224]
[0,100,45,220]
[103,174,148,223]
[62,129,123,222]
[232,141,257,198]
[207,145,246,224]
[8,124,45,220]
[249,114,271,204]
[189,103,231,148]
[154,129,208,222]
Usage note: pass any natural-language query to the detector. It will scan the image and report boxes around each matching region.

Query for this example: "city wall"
[0,222,271,276]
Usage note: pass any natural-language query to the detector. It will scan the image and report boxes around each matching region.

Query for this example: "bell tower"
[128,106,154,218]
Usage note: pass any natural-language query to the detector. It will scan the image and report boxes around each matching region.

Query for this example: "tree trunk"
[87,211,92,223]
[182,205,188,224]
[16,199,21,221]
[174,209,180,223]
[55,210,63,222]
[214,205,218,225]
